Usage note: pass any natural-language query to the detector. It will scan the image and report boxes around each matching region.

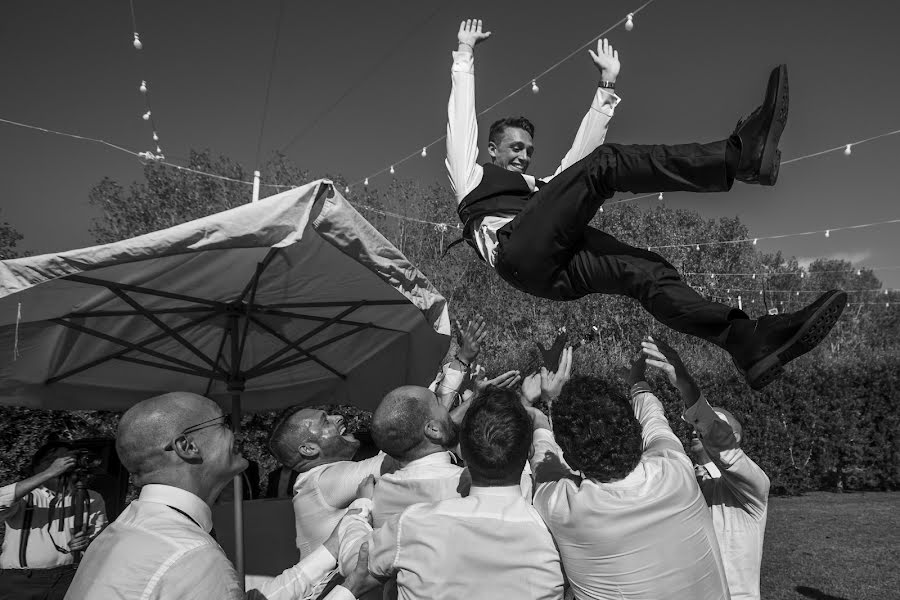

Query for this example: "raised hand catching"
[588,38,620,83]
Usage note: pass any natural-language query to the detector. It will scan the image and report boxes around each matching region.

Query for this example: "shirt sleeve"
[337,499,375,577]
[323,586,357,600]
[544,89,620,181]
[683,396,770,516]
[318,454,386,508]
[429,362,467,409]
[252,545,338,600]
[530,429,581,486]
[157,544,245,600]
[87,491,107,534]
[630,382,685,457]
[445,50,484,203]
[367,510,405,579]
[0,483,22,523]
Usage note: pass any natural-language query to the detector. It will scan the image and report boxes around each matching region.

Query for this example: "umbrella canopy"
[0,180,451,412]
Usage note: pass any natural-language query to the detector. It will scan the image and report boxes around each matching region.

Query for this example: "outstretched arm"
[619,347,684,456]
[446,19,491,203]
[550,38,622,178]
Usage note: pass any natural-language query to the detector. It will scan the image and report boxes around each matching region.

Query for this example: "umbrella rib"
[247,315,345,379]
[45,310,222,384]
[65,275,227,308]
[48,318,217,381]
[264,300,411,309]
[252,322,372,378]
[237,260,269,369]
[64,306,214,318]
[205,327,231,396]
[109,288,226,375]
[247,302,365,375]
[251,306,403,333]
[115,355,224,380]
[236,249,278,304]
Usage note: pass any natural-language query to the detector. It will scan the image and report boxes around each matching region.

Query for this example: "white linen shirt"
[0,483,106,569]
[65,484,354,600]
[684,397,770,600]
[293,453,386,557]
[530,383,730,600]
[369,485,565,600]
[445,50,620,266]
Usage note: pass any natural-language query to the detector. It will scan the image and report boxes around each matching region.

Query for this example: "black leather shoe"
[729,289,846,390]
[732,65,789,186]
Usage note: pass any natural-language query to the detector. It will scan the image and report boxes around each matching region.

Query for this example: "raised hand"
[520,372,542,407]
[618,349,647,388]
[356,474,376,500]
[475,369,522,393]
[540,346,573,402]
[640,336,701,404]
[456,315,488,364]
[588,38,620,83]
[458,19,492,51]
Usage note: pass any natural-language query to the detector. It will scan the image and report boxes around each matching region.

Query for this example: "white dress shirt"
[369,485,565,600]
[65,484,355,600]
[684,397,770,600]
[293,454,385,556]
[0,483,106,569]
[531,383,730,600]
[445,49,620,266]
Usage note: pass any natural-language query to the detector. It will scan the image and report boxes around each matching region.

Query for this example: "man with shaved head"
[66,391,376,600]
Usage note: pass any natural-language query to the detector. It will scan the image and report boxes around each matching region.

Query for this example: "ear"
[298,442,320,459]
[487,140,498,158]
[423,419,444,445]
[172,435,203,464]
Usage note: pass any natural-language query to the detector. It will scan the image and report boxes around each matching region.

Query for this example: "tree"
[0,212,23,260]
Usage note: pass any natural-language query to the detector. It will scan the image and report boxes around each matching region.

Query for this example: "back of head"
[488,116,535,146]
[116,391,212,484]
[371,386,433,461]
[459,387,532,486]
[268,405,308,468]
[552,375,643,483]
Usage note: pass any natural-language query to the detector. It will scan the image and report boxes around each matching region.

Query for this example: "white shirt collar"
[401,451,454,470]
[139,484,213,533]
[469,485,523,498]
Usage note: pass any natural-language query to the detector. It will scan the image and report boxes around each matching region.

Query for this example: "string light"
[825,230,830,238]
[844,144,852,156]
[152,131,158,142]
[133,33,142,50]
[421,147,427,158]
[139,80,147,94]
[658,192,664,200]
[800,272,805,278]
[390,165,395,175]
[857,269,862,276]
[753,238,758,245]
[344,185,350,194]
[364,177,369,187]
[531,80,540,94]
[142,111,151,121]
[625,13,634,31]
[695,244,701,251]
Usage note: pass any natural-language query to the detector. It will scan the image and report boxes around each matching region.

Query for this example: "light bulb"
[139,80,147,93]
[695,244,701,251]
[531,80,540,94]
[825,230,830,238]
[142,111,151,121]
[364,178,369,186]
[752,274,756,280]
[389,165,395,175]
[133,33,142,50]
[421,147,427,158]
[625,13,634,31]
[156,145,161,154]
[599,206,604,213]
[152,131,159,141]
[759,290,763,295]
[796,291,800,296]
[885,289,889,295]
[844,144,852,156]
[344,186,350,194]
[800,272,805,278]
[857,269,862,276]
[658,192,663,200]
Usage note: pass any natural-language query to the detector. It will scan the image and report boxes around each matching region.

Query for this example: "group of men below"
[57,313,769,600]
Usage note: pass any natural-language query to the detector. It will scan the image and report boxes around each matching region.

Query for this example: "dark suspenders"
[18,493,34,568]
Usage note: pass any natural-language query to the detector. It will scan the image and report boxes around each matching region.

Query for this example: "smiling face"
[488,127,534,174]
[295,408,361,464]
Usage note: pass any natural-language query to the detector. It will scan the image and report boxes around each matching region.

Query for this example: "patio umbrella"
[0,179,451,575]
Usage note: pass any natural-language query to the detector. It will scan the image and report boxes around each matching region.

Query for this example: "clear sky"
[2,0,899,287]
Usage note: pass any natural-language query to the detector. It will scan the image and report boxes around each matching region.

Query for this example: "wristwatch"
[598,80,616,89]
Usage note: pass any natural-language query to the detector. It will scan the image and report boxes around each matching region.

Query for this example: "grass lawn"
[762,491,899,600]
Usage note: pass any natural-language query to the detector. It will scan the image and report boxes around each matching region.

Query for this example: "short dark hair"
[460,387,532,484]
[268,405,307,466]
[551,376,643,483]
[371,390,430,461]
[488,116,535,147]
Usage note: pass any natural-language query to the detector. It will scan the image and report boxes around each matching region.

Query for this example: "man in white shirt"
[0,441,107,599]
[65,391,375,600]
[368,387,565,600]
[530,351,729,599]
[447,19,845,391]
[641,337,770,600]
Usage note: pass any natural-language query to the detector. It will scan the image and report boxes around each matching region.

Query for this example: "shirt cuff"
[451,51,475,73]
[347,497,373,516]
[682,394,718,433]
[325,585,357,600]
[630,381,652,397]
[305,543,339,571]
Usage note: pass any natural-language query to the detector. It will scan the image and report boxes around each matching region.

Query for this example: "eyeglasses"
[165,413,232,450]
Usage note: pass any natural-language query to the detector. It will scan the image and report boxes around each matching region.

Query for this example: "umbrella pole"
[231,390,245,580]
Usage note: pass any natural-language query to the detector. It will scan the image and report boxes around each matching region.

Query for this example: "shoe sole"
[744,290,847,390]
[759,65,789,186]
